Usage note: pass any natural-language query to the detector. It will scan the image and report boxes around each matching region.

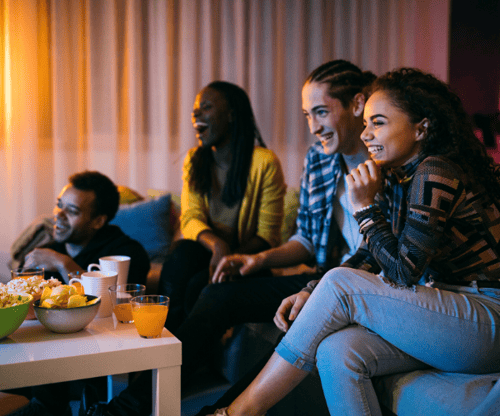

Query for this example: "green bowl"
[0,293,33,340]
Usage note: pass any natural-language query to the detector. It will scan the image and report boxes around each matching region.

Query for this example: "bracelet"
[353,204,376,216]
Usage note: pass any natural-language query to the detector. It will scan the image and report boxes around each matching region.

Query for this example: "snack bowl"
[34,295,101,334]
[0,293,33,340]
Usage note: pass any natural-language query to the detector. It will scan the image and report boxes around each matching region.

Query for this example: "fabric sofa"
[8,187,500,415]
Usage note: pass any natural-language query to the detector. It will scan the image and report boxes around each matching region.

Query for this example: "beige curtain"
[0,0,450,253]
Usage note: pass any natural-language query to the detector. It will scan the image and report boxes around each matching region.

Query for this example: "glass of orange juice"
[130,295,169,339]
[108,284,146,323]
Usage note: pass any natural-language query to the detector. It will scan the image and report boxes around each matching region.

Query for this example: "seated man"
[7,171,150,416]
[22,170,150,286]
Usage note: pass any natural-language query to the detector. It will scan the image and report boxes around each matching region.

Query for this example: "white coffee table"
[0,317,182,416]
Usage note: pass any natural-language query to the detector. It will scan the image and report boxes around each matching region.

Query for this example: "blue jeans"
[275,267,500,416]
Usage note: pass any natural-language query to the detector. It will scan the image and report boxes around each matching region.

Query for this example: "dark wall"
[449,0,500,116]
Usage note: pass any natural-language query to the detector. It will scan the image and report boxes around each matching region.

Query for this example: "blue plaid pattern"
[289,142,346,271]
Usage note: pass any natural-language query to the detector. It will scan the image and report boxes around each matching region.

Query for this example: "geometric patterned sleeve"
[354,156,499,286]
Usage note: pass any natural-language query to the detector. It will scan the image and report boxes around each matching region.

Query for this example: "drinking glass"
[130,295,169,339]
[108,284,146,323]
[11,267,44,281]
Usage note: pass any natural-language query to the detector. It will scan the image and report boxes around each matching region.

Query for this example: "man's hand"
[23,248,68,272]
[23,248,82,283]
[273,291,311,332]
[212,253,264,284]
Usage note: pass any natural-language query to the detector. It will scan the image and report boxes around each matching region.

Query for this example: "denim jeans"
[276,267,500,416]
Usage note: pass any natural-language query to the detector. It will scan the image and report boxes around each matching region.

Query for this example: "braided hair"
[371,68,500,196]
[305,60,377,107]
[189,81,266,207]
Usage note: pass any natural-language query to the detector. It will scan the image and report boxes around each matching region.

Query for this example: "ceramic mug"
[88,256,131,286]
[69,271,118,318]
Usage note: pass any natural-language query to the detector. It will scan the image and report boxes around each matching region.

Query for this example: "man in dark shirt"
[23,171,150,285]
[8,171,150,416]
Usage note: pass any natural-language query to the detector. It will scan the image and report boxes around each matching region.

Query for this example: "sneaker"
[8,398,71,416]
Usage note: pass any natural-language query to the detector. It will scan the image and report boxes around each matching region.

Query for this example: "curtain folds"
[0,0,450,252]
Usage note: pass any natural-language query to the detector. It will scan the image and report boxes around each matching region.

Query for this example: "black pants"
[107,267,320,416]
[158,239,213,333]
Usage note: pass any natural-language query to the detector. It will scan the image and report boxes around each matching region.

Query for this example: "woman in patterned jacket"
[209,68,500,415]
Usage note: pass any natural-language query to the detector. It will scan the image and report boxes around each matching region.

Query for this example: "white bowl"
[33,295,101,334]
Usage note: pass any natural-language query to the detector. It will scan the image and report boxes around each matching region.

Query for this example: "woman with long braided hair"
[159,81,286,333]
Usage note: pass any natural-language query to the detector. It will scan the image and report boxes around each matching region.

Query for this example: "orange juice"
[132,304,169,338]
[113,303,133,323]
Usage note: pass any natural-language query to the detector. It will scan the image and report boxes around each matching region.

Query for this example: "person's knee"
[165,239,203,264]
[198,282,240,305]
[316,328,374,377]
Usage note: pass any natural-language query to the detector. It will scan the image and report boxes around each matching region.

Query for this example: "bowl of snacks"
[0,292,34,340]
[2,275,62,320]
[33,284,101,333]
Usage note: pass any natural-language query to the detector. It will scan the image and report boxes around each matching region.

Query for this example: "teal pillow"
[110,194,171,263]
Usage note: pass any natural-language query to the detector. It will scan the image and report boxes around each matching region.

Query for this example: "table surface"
[0,316,182,416]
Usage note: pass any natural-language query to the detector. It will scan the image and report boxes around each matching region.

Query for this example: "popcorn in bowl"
[0,276,62,319]
[2,276,62,301]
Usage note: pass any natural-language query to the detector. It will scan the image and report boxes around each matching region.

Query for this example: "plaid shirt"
[354,155,500,286]
[289,142,348,272]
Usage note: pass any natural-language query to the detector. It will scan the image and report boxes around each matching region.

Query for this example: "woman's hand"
[346,160,383,211]
[274,291,311,332]
[212,253,264,284]
[208,240,231,281]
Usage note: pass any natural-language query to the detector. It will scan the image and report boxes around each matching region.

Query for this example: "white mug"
[69,271,118,318]
[87,255,131,286]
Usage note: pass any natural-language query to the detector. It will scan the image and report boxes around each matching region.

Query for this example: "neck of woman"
[212,141,233,169]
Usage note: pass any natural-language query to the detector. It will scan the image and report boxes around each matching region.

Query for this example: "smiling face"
[192,87,233,149]
[302,81,364,156]
[361,90,425,168]
[53,185,104,246]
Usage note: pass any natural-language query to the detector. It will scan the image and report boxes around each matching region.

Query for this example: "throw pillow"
[110,193,171,263]
[117,185,144,205]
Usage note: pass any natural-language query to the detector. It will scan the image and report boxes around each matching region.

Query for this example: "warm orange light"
[3,0,11,142]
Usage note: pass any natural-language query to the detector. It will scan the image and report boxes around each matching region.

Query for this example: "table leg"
[152,366,181,416]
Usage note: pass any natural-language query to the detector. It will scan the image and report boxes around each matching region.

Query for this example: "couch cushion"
[373,369,500,416]
[110,194,172,263]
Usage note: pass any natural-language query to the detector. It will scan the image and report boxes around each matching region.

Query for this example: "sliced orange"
[71,281,85,295]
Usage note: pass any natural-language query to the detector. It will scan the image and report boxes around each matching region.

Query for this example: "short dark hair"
[69,171,119,223]
[305,60,376,108]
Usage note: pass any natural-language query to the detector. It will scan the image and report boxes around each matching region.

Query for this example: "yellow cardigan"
[180,146,286,248]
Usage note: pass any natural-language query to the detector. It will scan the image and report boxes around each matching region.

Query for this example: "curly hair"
[69,171,120,223]
[371,68,500,195]
[305,60,376,107]
[189,81,266,207]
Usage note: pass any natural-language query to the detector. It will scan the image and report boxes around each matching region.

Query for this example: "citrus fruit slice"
[71,281,84,295]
